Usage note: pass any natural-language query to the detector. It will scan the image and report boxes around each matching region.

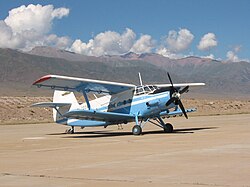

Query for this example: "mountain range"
[0,46,250,98]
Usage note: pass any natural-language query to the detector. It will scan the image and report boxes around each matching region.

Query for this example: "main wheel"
[163,123,173,133]
[132,125,142,135]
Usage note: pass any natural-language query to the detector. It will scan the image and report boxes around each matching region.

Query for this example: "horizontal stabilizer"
[31,102,72,108]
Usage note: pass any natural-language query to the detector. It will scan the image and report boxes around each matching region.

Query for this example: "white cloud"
[226,46,249,62]
[70,28,139,56]
[51,7,70,19]
[5,4,69,34]
[226,51,239,62]
[45,34,71,49]
[120,28,136,52]
[154,28,194,59]
[70,39,94,55]
[166,28,194,52]
[156,47,184,59]
[0,4,69,50]
[201,54,215,59]
[197,33,217,51]
[93,28,136,55]
[0,20,23,48]
[130,35,155,53]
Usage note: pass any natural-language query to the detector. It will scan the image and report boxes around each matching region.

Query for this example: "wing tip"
[33,75,52,85]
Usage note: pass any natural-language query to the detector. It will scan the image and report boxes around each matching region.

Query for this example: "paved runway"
[0,114,250,187]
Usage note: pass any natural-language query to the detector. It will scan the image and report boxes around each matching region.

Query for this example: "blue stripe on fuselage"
[101,91,170,116]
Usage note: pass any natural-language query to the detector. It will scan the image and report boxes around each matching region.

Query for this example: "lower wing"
[63,110,135,124]
[160,108,197,117]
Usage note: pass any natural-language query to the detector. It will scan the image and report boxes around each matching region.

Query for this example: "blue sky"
[0,0,249,61]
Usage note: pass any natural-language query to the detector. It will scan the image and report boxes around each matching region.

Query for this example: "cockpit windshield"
[135,85,157,96]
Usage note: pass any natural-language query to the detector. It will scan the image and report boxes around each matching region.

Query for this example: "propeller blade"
[167,72,177,92]
[167,72,174,86]
[178,99,188,119]
[165,97,176,107]
[179,86,189,94]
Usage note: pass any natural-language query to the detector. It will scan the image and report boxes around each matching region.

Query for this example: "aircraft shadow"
[47,130,114,136]
[174,127,217,132]
[60,127,217,139]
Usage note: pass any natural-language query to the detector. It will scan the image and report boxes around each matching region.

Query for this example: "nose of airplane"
[165,72,189,119]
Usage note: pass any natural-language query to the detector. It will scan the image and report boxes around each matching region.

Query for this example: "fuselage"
[65,88,173,127]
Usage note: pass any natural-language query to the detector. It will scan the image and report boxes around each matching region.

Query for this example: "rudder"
[53,90,79,124]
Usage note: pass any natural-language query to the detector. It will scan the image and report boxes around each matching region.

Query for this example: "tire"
[132,125,142,135]
[163,123,173,133]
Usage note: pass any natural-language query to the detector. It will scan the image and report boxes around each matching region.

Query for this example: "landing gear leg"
[157,117,174,133]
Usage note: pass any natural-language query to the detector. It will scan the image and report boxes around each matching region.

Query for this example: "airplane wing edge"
[31,102,72,108]
[156,83,205,88]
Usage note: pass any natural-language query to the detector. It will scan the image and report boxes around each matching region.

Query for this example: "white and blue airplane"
[32,73,205,135]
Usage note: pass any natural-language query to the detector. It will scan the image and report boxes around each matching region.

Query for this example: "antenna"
[138,72,143,86]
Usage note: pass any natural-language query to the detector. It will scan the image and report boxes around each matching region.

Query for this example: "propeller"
[165,72,189,119]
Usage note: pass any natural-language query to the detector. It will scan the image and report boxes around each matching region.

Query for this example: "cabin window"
[135,85,157,96]
[144,87,150,92]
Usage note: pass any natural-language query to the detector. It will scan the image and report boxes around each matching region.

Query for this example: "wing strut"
[82,90,91,110]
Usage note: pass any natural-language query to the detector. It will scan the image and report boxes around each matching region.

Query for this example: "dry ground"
[0,96,250,124]
[0,114,250,187]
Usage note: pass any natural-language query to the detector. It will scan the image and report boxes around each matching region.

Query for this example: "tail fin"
[53,90,79,124]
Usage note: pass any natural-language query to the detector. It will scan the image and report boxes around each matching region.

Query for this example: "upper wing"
[153,83,205,92]
[63,109,135,123]
[156,83,205,88]
[33,75,136,95]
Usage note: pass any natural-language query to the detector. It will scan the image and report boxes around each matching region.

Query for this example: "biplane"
[32,73,205,135]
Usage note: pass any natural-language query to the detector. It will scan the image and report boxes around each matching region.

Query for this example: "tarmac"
[0,114,250,187]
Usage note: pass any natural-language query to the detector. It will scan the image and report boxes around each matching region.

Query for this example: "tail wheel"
[65,126,74,134]
[163,123,173,133]
[132,125,142,135]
